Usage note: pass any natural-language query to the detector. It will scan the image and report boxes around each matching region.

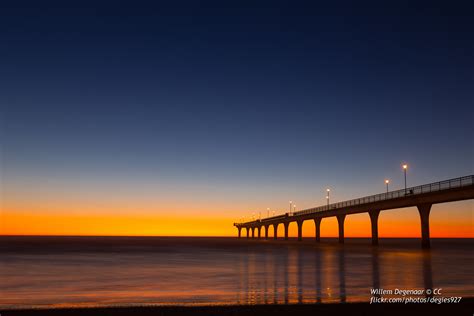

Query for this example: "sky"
[1,0,473,237]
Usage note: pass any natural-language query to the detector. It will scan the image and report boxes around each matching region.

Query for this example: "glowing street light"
[293,204,296,214]
[267,207,270,218]
[385,179,390,193]
[402,164,408,194]
[289,200,292,213]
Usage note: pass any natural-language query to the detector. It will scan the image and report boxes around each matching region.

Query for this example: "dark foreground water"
[0,237,472,309]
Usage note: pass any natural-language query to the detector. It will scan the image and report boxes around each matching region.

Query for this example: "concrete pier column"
[246,227,249,238]
[238,227,241,238]
[265,225,269,239]
[251,227,255,238]
[273,224,278,240]
[337,215,346,244]
[369,210,380,245]
[314,218,322,242]
[297,220,304,241]
[257,226,261,239]
[284,222,289,240]
[417,204,432,248]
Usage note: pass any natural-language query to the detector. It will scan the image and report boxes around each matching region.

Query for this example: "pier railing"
[239,175,473,224]
[295,175,473,217]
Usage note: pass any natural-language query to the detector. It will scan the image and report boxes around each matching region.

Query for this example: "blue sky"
[2,1,473,220]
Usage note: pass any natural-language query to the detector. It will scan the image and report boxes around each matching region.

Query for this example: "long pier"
[234,175,474,248]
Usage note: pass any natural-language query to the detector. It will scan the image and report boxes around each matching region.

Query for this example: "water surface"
[0,237,472,308]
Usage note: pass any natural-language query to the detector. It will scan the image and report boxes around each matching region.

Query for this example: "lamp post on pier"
[403,164,408,194]
[326,189,330,208]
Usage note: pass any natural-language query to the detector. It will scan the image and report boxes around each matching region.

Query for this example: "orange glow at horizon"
[1,211,235,236]
[1,200,472,237]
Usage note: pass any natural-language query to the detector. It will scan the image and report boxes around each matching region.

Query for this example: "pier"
[234,175,474,248]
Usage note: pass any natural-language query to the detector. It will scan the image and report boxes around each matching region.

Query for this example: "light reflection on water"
[0,237,472,308]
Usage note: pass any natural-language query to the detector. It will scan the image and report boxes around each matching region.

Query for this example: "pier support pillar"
[246,227,249,238]
[314,218,322,242]
[273,224,278,240]
[257,226,261,239]
[251,227,255,239]
[369,210,380,246]
[337,215,346,244]
[297,220,303,241]
[417,204,432,249]
[284,222,289,240]
[238,227,241,238]
[265,225,269,239]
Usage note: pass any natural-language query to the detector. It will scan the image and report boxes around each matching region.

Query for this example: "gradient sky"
[1,1,473,237]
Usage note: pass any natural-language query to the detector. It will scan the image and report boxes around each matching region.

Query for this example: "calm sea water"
[0,237,472,309]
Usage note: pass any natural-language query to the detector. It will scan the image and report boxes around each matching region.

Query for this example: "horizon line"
[1,234,473,239]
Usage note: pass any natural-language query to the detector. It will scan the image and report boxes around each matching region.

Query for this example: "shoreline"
[2,299,474,316]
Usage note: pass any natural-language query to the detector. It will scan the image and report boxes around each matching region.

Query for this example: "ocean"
[0,236,472,309]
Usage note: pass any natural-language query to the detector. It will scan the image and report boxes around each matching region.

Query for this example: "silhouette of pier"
[234,175,474,248]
